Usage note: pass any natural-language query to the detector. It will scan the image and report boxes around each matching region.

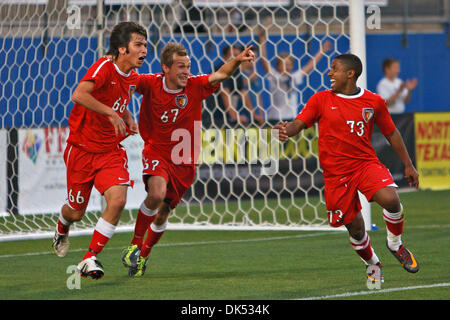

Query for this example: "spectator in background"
[214,44,263,127]
[241,58,265,126]
[377,58,418,114]
[259,27,333,122]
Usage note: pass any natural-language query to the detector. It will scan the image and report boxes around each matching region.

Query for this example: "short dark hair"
[106,22,147,58]
[161,42,188,69]
[382,57,399,72]
[334,53,363,80]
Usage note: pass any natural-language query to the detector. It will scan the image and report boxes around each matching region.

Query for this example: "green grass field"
[0,189,449,300]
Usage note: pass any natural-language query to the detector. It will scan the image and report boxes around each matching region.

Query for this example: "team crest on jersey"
[128,85,136,98]
[362,108,374,123]
[175,94,188,109]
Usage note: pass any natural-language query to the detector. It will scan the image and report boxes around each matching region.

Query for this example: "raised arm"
[384,128,419,188]
[301,40,333,75]
[209,46,255,87]
[258,28,270,74]
[72,80,126,137]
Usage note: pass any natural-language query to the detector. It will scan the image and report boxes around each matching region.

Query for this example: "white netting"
[0,0,353,241]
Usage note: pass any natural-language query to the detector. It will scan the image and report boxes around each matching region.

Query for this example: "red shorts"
[324,162,396,227]
[142,146,195,210]
[64,144,132,210]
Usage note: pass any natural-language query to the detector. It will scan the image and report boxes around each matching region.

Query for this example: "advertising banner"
[17,128,147,215]
[17,128,98,215]
[414,113,450,190]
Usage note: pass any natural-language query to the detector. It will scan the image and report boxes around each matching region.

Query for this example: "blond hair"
[160,42,188,70]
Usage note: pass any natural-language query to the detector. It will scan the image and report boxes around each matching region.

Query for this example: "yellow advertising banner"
[414,113,450,190]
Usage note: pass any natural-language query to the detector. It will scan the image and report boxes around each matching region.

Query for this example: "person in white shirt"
[376,58,418,114]
[259,27,333,121]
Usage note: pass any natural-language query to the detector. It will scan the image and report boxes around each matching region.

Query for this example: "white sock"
[366,251,380,265]
[95,217,116,239]
[349,233,380,265]
[140,202,158,217]
[387,230,402,251]
[58,213,71,226]
[150,221,168,233]
[383,204,403,251]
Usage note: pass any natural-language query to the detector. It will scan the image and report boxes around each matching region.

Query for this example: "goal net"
[0,0,357,241]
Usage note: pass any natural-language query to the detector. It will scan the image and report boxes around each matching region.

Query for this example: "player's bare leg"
[129,202,170,277]
[372,187,419,273]
[52,204,86,257]
[345,212,383,284]
[78,185,127,279]
[123,175,166,269]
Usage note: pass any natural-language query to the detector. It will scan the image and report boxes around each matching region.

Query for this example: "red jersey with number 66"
[296,89,396,178]
[67,57,139,153]
[136,73,219,166]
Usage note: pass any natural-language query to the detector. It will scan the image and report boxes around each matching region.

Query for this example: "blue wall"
[1,32,449,128]
[366,33,450,113]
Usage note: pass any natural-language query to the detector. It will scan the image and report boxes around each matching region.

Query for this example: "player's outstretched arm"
[273,119,307,142]
[72,80,126,137]
[384,128,419,188]
[209,46,255,86]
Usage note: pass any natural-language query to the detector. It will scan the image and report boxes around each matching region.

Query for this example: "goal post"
[349,0,372,231]
[0,0,373,242]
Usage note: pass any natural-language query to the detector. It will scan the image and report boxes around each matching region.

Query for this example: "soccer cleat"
[52,231,70,257]
[121,244,141,268]
[129,256,149,277]
[366,262,384,284]
[77,256,104,280]
[386,241,419,273]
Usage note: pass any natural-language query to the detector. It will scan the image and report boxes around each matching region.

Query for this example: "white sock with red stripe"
[131,202,158,247]
[141,221,167,258]
[83,217,116,260]
[57,213,71,234]
[383,204,404,251]
[350,232,380,265]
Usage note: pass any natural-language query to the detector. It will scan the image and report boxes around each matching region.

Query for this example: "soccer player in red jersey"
[274,54,420,284]
[121,42,256,277]
[52,22,148,280]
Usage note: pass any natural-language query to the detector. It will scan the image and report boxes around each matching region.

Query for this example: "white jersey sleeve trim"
[92,59,110,78]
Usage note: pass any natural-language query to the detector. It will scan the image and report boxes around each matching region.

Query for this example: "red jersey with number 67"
[296,89,396,178]
[136,73,219,165]
[67,57,139,153]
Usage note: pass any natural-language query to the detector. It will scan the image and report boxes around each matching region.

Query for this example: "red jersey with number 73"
[67,57,139,153]
[136,73,219,165]
[296,89,396,178]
